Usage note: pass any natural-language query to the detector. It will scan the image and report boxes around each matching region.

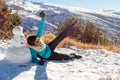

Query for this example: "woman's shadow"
[0,60,48,80]
[0,58,75,80]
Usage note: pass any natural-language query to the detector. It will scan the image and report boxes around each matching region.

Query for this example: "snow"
[0,26,120,80]
[0,0,120,80]
[1,43,120,80]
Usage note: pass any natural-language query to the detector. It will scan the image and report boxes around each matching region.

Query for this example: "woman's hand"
[40,11,46,18]
[39,59,46,65]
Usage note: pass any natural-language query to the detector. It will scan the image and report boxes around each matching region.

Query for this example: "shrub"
[0,0,21,40]
[82,21,109,45]
[57,17,109,45]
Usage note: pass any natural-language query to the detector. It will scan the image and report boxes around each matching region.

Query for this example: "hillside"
[0,39,120,80]
[0,25,120,79]
[7,0,120,44]
[0,1,120,80]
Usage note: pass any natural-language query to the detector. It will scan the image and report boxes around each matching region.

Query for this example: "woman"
[27,11,82,65]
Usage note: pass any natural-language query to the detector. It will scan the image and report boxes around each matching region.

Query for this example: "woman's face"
[34,39,42,46]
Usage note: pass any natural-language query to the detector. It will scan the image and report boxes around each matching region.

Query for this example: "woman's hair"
[27,36,37,45]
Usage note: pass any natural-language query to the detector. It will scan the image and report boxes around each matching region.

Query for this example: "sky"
[29,0,120,10]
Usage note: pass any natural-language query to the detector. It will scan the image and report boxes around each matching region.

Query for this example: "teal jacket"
[29,18,51,64]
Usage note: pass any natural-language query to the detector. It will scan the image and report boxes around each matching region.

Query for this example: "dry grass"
[41,33,56,44]
[42,33,120,53]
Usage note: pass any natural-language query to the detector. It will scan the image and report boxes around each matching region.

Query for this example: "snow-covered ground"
[0,1,120,80]
[1,43,120,80]
[0,26,120,80]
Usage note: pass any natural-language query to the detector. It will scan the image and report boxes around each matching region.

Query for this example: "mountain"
[0,1,120,80]
[7,0,120,44]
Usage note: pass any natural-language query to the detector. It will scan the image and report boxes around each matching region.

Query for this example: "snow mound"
[5,26,31,64]
[5,47,31,64]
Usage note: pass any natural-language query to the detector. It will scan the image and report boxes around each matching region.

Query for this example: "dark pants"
[47,21,82,60]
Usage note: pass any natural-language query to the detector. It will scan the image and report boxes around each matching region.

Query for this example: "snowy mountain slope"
[7,1,120,44]
[0,41,120,80]
[104,10,120,16]
[1,4,120,79]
